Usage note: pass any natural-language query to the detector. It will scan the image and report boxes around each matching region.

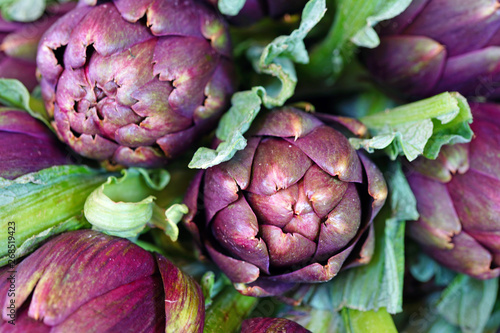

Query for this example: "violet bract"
[362,0,500,100]
[0,108,70,180]
[184,107,388,297]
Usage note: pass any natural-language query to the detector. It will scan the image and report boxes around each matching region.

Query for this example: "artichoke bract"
[184,108,387,297]
[37,0,235,168]
[0,3,75,91]
[362,0,500,100]
[0,108,70,180]
[241,317,311,333]
[0,230,204,332]
[407,103,500,279]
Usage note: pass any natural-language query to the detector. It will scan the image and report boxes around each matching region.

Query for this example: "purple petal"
[286,125,363,183]
[64,4,153,69]
[37,6,93,88]
[246,184,297,228]
[363,35,446,98]
[408,143,469,183]
[358,152,388,220]
[403,0,500,57]
[314,183,361,261]
[0,57,37,91]
[247,138,312,196]
[303,164,348,218]
[212,196,270,273]
[260,225,316,268]
[204,137,260,222]
[251,107,322,139]
[407,174,461,249]
[112,146,168,167]
[0,302,49,333]
[112,0,151,22]
[431,46,500,98]
[283,212,321,242]
[468,117,500,181]
[421,231,500,279]
[193,58,235,123]
[52,276,165,333]
[153,36,218,119]
[448,170,500,235]
[205,241,260,284]
[129,77,192,142]
[234,279,296,298]
[182,170,204,246]
[155,254,204,333]
[0,230,157,325]
[144,0,203,38]
[378,0,430,35]
[87,38,157,109]
[198,2,232,57]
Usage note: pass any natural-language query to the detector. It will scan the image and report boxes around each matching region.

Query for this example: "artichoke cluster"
[2,0,500,331]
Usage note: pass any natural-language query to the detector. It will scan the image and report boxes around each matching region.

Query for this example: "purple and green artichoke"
[0,230,204,332]
[241,317,311,332]
[407,103,500,279]
[184,107,387,297]
[37,0,235,168]
[0,108,70,180]
[0,3,75,91]
[362,0,500,100]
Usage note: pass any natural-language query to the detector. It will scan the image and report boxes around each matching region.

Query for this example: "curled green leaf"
[189,0,326,169]
[351,92,473,161]
[217,0,245,16]
[0,78,49,125]
[0,165,110,263]
[84,168,170,238]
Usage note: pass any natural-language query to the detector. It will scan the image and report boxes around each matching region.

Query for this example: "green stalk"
[0,166,110,259]
[304,0,379,80]
[204,286,259,332]
[360,92,459,128]
[342,308,397,333]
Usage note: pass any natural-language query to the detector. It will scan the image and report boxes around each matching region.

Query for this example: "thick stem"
[342,308,397,333]
[359,92,459,128]
[204,286,259,332]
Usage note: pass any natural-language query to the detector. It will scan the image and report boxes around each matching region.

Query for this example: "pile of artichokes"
[1,0,499,332]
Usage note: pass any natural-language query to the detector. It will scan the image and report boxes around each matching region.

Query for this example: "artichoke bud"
[0,230,205,332]
[184,107,388,297]
[407,103,500,279]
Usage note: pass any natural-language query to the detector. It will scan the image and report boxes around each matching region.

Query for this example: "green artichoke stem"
[204,286,259,332]
[342,308,397,333]
[359,92,461,128]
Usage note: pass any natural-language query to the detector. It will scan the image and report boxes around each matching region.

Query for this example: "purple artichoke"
[184,108,387,297]
[205,0,307,25]
[407,103,500,279]
[241,317,311,333]
[0,3,75,91]
[0,230,204,332]
[37,0,235,168]
[0,108,70,179]
[362,0,500,100]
